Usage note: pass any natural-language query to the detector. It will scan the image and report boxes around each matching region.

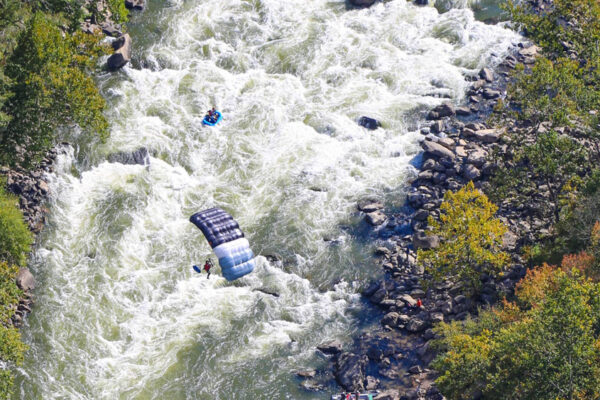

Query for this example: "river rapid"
[15,0,517,398]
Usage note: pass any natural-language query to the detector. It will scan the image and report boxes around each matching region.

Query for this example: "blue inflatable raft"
[202,111,222,126]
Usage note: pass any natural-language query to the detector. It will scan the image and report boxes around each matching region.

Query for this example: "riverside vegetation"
[428,0,600,398]
[0,0,120,397]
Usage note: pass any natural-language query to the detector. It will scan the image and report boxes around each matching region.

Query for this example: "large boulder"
[16,268,35,291]
[413,231,439,249]
[107,33,132,70]
[366,211,386,226]
[317,340,343,355]
[125,0,145,10]
[479,67,494,82]
[335,352,369,390]
[427,103,455,119]
[421,140,455,160]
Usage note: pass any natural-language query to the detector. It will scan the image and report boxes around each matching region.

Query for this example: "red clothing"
[416,299,422,308]
[203,262,211,272]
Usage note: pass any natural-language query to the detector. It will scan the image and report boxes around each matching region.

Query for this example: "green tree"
[0,183,32,267]
[523,131,587,222]
[433,266,600,400]
[507,58,595,129]
[0,12,109,167]
[417,182,509,295]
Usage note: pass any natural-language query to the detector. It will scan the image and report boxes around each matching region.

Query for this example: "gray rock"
[374,390,400,400]
[365,376,380,390]
[462,164,481,181]
[502,230,518,250]
[421,140,455,160]
[382,312,401,328]
[366,211,386,226]
[409,365,422,374]
[16,268,35,291]
[108,147,150,165]
[421,159,436,171]
[107,34,132,70]
[430,120,444,134]
[455,106,471,116]
[335,352,368,390]
[406,317,427,332]
[466,148,487,167]
[430,312,444,323]
[317,340,343,354]
[413,209,429,221]
[431,103,455,118]
[413,231,439,249]
[482,88,501,99]
[296,369,316,378]
[479,67,494,82]
[125,0,145,9]
[454,294,466,304]
[438,137,455,150]
[397,294,417,307]
[358,200,383,212]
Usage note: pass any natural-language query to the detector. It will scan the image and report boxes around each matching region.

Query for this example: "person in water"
[203,258,213,279]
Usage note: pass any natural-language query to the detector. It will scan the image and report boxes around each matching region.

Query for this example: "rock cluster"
[1,147,64,233]
[311,42,542,398]
[0,145,69,329]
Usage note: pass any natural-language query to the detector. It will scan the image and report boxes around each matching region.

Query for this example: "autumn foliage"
[418,182,509,295]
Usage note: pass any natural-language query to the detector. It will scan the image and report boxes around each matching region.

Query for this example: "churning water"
[15,0,517,398]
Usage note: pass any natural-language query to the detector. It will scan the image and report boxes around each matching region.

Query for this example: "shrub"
[0,183,32,267]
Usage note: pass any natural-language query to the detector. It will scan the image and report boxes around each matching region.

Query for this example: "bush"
[0,183,32,267]
[0,261,27,400]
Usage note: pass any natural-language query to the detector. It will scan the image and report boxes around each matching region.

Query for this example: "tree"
[417,182,509,295]
[0,12,109,166]
[522,131,587,223]
[506,58,595,129]
[432,266,600,400]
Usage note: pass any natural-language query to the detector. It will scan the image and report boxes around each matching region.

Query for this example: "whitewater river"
[15,0,517,398]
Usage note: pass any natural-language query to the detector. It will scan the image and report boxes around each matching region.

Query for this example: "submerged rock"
[358,116,381,130]
[349,0,377,7]
[107,147,150,165]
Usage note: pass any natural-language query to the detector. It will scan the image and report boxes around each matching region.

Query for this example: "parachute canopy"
[190,208,255,281]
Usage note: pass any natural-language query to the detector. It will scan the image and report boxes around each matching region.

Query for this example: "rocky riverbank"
[1,0,145,330]
[302,41,543,399]
[0,145,68,327]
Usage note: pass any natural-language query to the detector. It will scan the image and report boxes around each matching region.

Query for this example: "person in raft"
[203,258,213,279]
[206,107,217,123]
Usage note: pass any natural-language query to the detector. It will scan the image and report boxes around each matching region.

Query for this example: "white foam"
[18,0,519,398]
